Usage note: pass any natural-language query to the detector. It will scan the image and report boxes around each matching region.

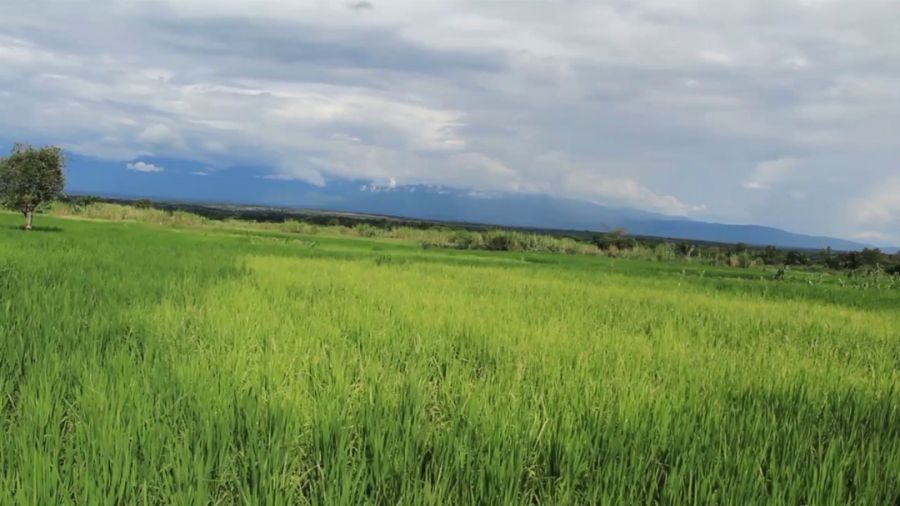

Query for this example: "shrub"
[484,231,520,251]
[449,230,484,249]
[654,243,678,262]
[728,252,754,268]
[354,223,380,238]
[785,250,810,266]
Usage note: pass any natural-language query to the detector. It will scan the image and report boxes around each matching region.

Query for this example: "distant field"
[1,212,898,504]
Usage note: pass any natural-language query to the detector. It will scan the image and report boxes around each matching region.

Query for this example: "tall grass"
[50,202,603,255]
[1,212,898,504]
[51,201,210,227]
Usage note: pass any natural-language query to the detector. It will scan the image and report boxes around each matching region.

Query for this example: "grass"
[1,211,898,504]
[48,202,601,255]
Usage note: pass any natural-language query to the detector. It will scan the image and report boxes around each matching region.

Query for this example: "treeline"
[591,230,899,273]
[65,195,490,231]
[57,196,900,274]
[421,228,900,274]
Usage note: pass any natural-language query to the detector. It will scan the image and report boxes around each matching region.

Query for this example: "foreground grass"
[1,213,898,504]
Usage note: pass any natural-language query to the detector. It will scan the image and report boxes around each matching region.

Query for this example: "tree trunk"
[24,210,33,230]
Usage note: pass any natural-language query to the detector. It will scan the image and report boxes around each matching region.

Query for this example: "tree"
[676,242,696,259]
[593,227,628,249]
[859,248,885,267]
[785,250,809,266]
[761,245,783,265]
[0,144,65,230]
[822,247,842,270]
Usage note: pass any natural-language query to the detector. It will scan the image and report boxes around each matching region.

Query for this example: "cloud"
[562,172,703,216]
[743,157,802,190]
[190,170,209,176]
[347,1,373,11]
[126,161,164,173]
[853,177,900,226]
[0,0,899,242]
[698,50,736,66]
[137,124,183,148]
[152,16,503,75]
[850,230,895,244]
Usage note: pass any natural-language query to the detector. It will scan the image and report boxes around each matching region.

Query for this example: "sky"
[1,0,899,244]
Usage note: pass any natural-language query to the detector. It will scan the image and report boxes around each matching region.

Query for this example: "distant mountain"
[320,185,866,251]
[66,159,869,251]
[616,220,866,251]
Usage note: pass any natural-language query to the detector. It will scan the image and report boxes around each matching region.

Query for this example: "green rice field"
[1,212,898,504]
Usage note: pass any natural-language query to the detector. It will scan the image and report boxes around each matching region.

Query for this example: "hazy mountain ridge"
[63,156,879,251]
[334,185,868,250]
[70,160,873,251]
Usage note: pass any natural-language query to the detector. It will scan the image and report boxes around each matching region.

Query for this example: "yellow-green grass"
[0,212,898,504]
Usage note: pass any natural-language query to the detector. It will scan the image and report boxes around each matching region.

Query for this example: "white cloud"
[0,37,55,66]
[698,50,735,66]
[743,157,802,190]
[190,170,209,176]
[562,172,704,216]
[853,177,900,226]
[850,230,895,243]
[137,124,183,147]
[126,161,164,173]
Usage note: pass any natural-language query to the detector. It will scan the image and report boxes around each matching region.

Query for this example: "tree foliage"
[0,143,65,229]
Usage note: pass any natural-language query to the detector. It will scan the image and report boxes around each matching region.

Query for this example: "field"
[1,211,898,504]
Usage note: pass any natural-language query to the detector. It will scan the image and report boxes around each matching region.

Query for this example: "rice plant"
[1,212,898,504]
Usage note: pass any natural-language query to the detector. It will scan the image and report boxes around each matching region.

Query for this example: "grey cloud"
[150,17,505,76]
[347,1,373,11]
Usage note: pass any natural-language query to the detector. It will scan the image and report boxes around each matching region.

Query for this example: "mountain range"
[308,184,872,251]
[62,154,897,251]
[68,158,881,251]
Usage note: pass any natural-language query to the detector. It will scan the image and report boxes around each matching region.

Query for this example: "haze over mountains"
[67,157,878,251]
[336,184,874,251]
